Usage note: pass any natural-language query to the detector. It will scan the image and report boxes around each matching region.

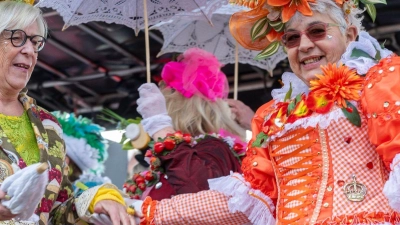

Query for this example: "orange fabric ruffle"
[140,196,157,225]
[361,55,400,170]
[242,101,279,202]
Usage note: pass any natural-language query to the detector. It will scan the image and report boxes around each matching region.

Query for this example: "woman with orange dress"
[134,0,400,224]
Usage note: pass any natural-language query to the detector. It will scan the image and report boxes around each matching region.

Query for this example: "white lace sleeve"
[75,183,125,222]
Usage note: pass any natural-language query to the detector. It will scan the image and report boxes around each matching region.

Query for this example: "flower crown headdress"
[161,48,229,102]
[52,112,108,174]
[229,0,386,59]
[0,0,34,5]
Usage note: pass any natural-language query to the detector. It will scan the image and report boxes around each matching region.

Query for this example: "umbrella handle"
[234,42,239,100]
[144,0,151,83]
[36,162,49,174]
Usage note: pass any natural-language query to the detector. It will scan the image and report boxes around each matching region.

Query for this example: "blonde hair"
[0,1,47,37]
[160,82,246,140]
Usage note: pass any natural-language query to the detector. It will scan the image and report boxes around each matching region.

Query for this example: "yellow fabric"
[0,111,40,165]
[127,207,135,216]
[89,187,125,213]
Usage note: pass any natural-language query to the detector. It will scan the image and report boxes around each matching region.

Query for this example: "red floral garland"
[123,131,245,199]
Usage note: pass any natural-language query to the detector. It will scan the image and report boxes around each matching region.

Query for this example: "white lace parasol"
[36,0,225,34]
[152,4,287,73]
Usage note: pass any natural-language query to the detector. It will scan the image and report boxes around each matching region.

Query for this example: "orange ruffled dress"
[140,46,400,225]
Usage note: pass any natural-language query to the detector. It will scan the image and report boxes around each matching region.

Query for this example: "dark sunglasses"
[281,23,342,48]
[3,29,46,52]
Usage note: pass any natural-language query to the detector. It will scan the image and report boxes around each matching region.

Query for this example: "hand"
[90,213,140,225]
[94,200,136,225]
[226,99,255,130]
[137,83,167,119]
[124,198,143,218]
[0,190,16,221]
[137,83,173,137]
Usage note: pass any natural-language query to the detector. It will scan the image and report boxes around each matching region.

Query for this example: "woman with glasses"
[0,1,136,225]
[134,0,400,224]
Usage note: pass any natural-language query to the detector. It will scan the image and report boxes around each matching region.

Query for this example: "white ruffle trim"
[383,153,400,212]
[208,173,275,225]
[64,135,100,172]
[271,72,310,102]
[269,106,346,141]
[268,72,355,142]
[341,31,393,75]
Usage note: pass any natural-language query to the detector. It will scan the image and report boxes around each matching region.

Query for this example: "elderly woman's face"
[0,23,39,92]
[285,12,355,85]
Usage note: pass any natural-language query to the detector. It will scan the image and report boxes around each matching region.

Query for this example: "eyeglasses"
[3,29,46,52]
[281,23,342,48]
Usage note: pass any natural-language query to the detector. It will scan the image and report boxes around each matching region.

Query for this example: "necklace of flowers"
[253,63,364,147]
[123,131,246,199]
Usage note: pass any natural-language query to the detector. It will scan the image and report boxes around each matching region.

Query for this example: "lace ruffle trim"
[341,31,393,75]
[383,153,400,212]
[208,173,275,225]
[269,106,347,142]
[271,72,309,101]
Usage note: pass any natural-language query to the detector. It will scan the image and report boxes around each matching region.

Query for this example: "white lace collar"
[271,72,309,102]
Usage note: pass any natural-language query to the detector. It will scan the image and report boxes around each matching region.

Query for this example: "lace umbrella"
[36,0,226,83]
[152,4,287,98]
[36,0,224,34]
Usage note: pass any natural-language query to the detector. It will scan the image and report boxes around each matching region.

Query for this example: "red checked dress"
[140,35,400,225]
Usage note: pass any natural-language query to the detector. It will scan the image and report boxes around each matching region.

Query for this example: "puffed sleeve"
[138,102,279,225]
[361,56,400,170]
[361,56,400,212]
[205,101,277,225]
[242,101,278,201]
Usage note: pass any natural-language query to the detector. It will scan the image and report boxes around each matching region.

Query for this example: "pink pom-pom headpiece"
[161,48,228,102]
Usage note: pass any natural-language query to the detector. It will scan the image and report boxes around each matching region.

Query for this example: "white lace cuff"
[383,153,400,212]
[75,183,124,221]
[141,114,173,137]
[208,173,276,225]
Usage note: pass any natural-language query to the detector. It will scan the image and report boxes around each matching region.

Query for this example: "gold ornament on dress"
[343,174,367,202]
[0,159,13,183]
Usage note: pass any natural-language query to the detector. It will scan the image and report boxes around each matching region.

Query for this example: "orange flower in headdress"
[309,63,364,108]
[266,29,284,42]
[267,0,316,23]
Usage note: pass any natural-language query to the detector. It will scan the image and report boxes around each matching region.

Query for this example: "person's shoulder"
[255,100,276,118]
[34,107,63,137]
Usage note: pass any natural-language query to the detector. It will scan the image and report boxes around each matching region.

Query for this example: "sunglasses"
[3,29,46,52]
[281,23,342,48]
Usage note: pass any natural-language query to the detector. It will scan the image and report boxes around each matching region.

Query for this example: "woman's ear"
[346,25,358,44]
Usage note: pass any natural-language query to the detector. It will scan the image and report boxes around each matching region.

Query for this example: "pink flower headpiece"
[161,48,229,102]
